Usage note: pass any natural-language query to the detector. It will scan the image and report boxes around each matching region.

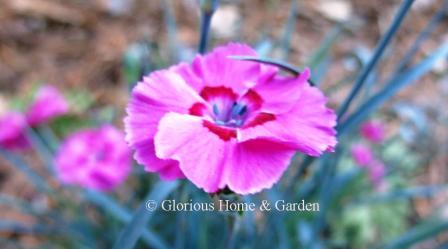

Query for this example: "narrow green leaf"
[381,218,448,249]
[198,0,218,54]
[337,0,415,119]
[0,238,26,249]
[230,56,300,75]
[394,0,448,73]
[85,190,169,249]
[280,0,298,60]
[36,125,60,153]
[307,23,345,70]
[0,149,52,193]
[161,0,180,63]
[25,127,56,175]
[255,39,273,57]
[229,56,316,86]
[311,57,330,86]
[352,185,448,205]
[294,39,448,193]
[338,42,448,135]
[0,194,41,215]
[113,181,179,249]
[0,220,61,235]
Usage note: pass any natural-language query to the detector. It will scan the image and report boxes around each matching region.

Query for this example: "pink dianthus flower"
[55,125,131,191]
[125,43,337,194]
[0,112,29,149]
[368,160,386,188]
[360,120,385,144]
[26,85,68,126]
[351,143,374,167]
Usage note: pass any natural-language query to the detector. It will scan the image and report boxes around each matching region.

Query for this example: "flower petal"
[360,120,385,143]
[158,163,186,180]
[351,143,374,166]
[239,82,337,156]
[125,69,203,179]
[154,113,297,194]
[226,139,296,194]
[368,160,386,187]
[253,68,311,114]
[170,62,204,92]
[55,125,130,191]
[154,112,229,192]
[26,85,68,126]
[188,43,275,93]
[125,69,203,144]
[0,112,29,149]
[132,140,183,178]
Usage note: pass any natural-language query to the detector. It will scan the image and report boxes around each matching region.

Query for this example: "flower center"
[213,102,248,127]
[188,86,276,141]
[191,86,261,128]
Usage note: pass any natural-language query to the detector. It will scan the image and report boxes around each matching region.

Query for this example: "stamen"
[196,86,262,128]
[213,104,220,116]
[238,106,247,115]
[235,119,243,126]
[215,120,226,126]
[231,103,247,117]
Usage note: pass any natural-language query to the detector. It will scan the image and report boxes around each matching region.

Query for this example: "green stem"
[198,0,218,54]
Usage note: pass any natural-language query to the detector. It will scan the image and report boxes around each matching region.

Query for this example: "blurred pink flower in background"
[368,160,386,188]
[26,85,68,126]
[125,43,337,194]
[351,143,373,167]
[55,125,131,191]
[351,142,387,188]
[0,112,29,149]
[360,120,385,143]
